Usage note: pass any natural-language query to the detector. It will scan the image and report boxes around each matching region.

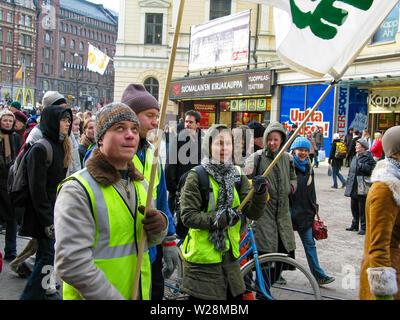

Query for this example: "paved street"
[0,160,364,300]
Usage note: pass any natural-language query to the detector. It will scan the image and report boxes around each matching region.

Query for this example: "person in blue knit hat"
[290,136,335,286]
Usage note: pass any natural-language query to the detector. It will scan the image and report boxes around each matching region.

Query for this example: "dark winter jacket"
[165,129,203,194]
[291,163,317,233]
[0,127,21,221]
[348,135,361,159]
[344,151,376,198]
[20,105,72,238]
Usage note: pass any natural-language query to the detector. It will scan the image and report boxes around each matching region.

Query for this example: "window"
[0,49,2,62]
[6,31,12,43]
[6,51,12,64]
[79,42,84,51]
[210,0,231,20]
[26,16,31,27]
[0,29,2,41]
[145,13,162,45]
[44,32,51,43]
[6,12,12,23]
[43,80,49,91]
[70,39,75,49]
[144,77,159,101]
[61,37,65,47]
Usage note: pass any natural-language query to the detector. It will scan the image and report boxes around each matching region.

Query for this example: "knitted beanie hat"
[13,110,28,124]
[95,102,140,143]
[248,121,265,138]
[10,101,21,110]
[42,91,66,108]
[121,84,159,114]
[290,136,311,152]
[382,125,400,158]
[0,109,15,121]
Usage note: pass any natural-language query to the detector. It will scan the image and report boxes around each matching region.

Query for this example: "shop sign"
[193,102,216,112]
[170,70,274,100]
[368,93,400,109]
[280,84,335,155]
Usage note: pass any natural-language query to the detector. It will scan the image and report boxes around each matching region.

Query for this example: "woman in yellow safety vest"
[180,124,268,300]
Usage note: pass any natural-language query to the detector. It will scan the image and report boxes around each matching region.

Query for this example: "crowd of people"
[0,87,399,300]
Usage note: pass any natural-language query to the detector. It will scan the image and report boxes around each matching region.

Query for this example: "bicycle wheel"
[163,246,187,300]
[241,253,322,300]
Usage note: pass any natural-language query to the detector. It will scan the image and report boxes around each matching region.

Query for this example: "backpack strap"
[36,138,53,168]
[193,165,211,212]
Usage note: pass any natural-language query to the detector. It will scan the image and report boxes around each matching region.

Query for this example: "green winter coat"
[244,121,297,254]
[179,124,266,300]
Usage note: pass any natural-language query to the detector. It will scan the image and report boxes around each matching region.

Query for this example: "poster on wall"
[335,85,369,140]
[188,10,250,72]
[280,84,335,155]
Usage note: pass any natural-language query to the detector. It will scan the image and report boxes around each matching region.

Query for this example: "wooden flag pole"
[131,0,185,300]
[238,80,336,211]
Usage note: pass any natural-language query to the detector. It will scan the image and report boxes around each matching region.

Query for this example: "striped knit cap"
[95,102,140,143]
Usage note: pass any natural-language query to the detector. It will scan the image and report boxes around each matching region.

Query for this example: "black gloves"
[252,175,269,194]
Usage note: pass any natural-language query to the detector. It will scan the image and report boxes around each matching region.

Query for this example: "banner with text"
[280,84,336,155]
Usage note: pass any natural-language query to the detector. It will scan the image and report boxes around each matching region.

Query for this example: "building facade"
[114,0,278,124]
[115,0,400,149]
[35,0,118,110]
[0,0,36,106]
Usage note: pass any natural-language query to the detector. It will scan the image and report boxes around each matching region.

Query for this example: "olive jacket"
[179,124,266,300]
[244,121,297,254]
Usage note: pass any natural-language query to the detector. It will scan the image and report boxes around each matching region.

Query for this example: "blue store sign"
[280,83,335,156]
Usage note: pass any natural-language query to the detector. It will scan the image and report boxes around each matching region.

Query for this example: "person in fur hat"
[179,124,268,300]
[359,125,400,300]
[54,102,168,300]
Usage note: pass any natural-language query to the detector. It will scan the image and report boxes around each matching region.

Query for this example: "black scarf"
[201,158,240,252]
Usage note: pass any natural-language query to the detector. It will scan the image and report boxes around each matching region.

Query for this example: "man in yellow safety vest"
[54,102,168,300]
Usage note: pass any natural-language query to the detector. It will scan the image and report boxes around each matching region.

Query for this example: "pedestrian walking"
[361,129,372,149]
[54,103,168,300]
[359,125,400,300]
[347,129,361,165]
[312,127,324,168]
[19,105,72,300]
[344,138,376,235]
[165,110,203,214]
[78,118,95,165]
[370,131,383,161]
[121,83,178,300]
[244,121,297,265]
[328,133,347,189]
[247,121,265,152]
[55,103,168,300]
[306,130,317,165]
[180,124,268,300]
[232,125,251,167]
[0,110,21,261]
[289,136,335,286]
[344,128,354,167]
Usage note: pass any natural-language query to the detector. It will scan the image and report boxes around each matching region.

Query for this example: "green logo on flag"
[290,0,373,40]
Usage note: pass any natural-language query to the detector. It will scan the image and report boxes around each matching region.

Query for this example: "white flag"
[87,43,110,75]
[243,0,399,79]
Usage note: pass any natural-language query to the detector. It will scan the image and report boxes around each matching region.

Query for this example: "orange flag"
[15,66,23,79]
